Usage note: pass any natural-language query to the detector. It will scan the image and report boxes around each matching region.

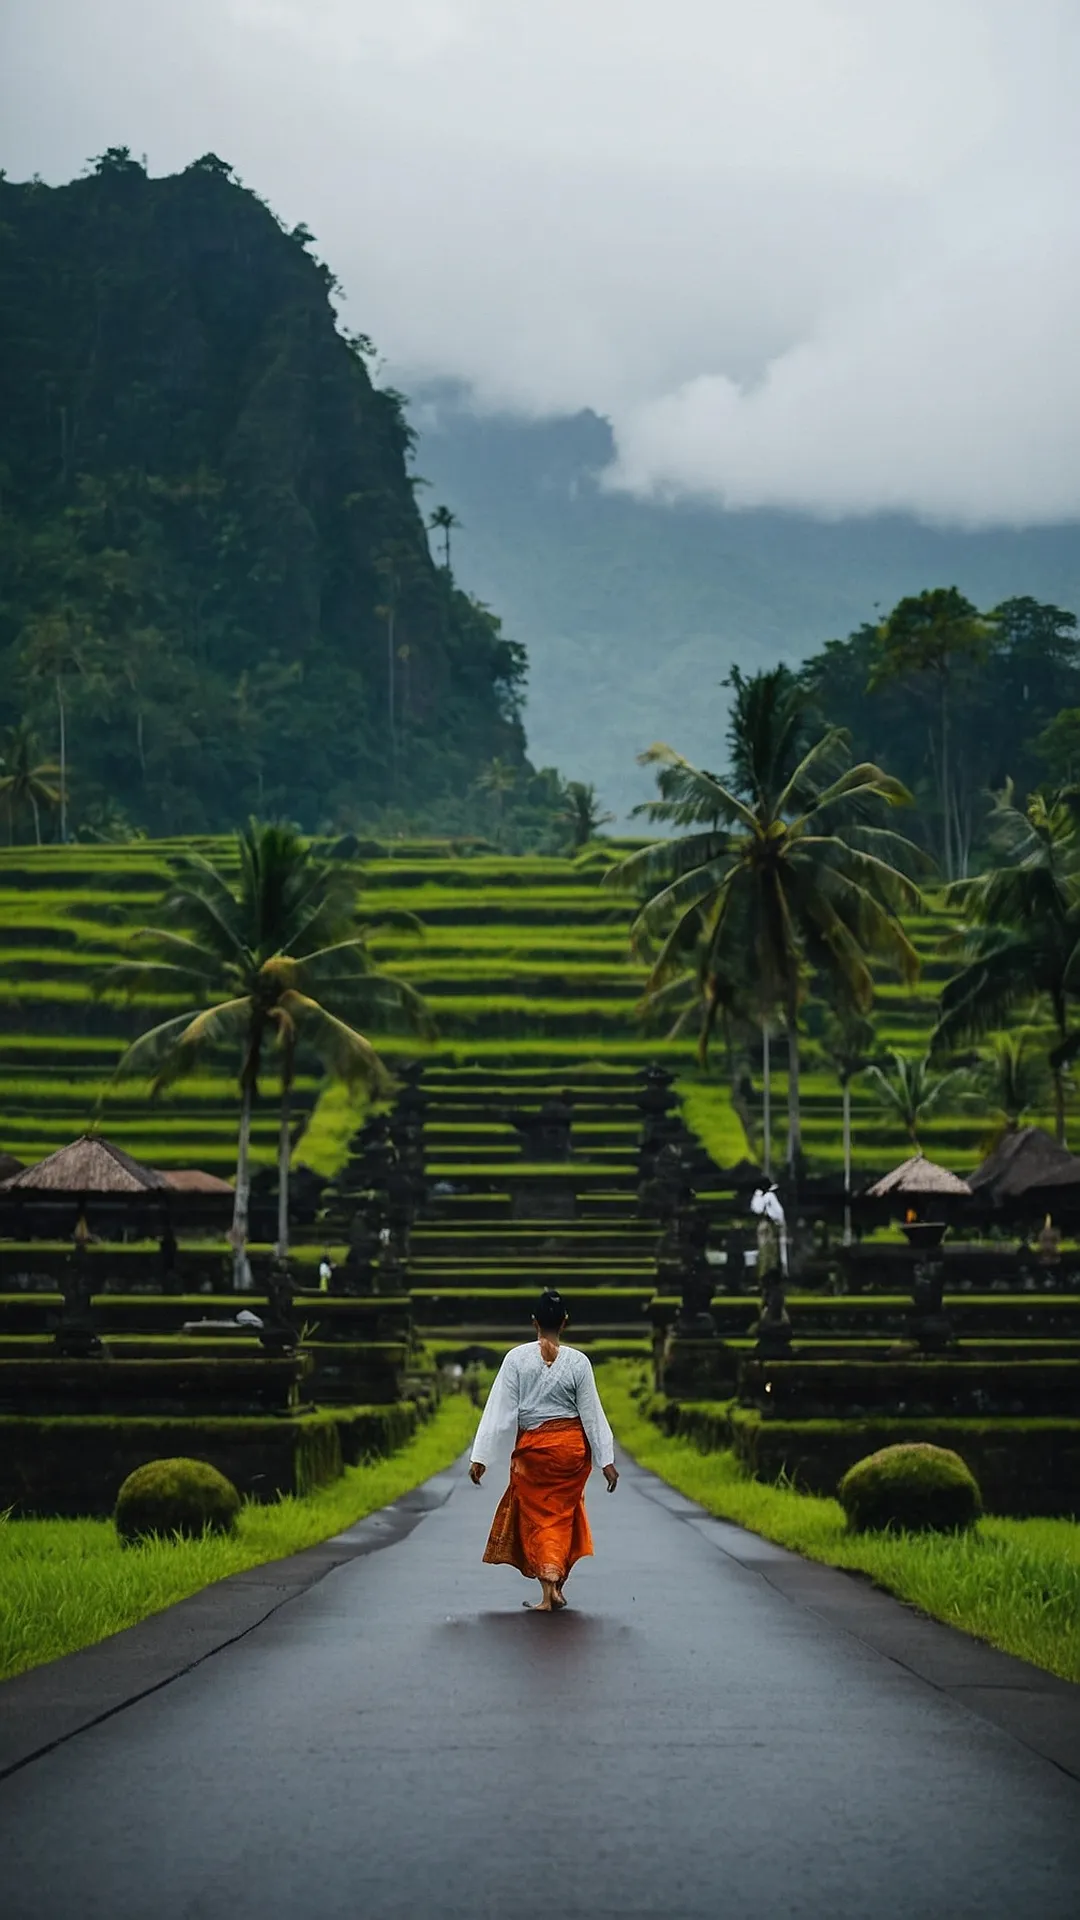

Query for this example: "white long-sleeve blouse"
[470,1342,615,1471]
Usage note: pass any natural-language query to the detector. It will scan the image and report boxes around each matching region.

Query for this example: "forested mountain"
[414,392,1080,821]
[0,153,531,838]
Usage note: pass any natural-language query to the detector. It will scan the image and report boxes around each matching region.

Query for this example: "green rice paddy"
[0,839,1041,1183]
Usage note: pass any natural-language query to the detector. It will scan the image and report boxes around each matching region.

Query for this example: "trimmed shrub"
[838,1442,982,1534]
[114,1457,241,1543]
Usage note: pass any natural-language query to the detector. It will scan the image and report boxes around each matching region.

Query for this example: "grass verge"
[0,1393,478,1684]
[602,1365,1080,1683]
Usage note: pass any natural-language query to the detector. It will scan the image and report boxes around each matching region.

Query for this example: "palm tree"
[374,549,408,782]
[0,723,60,844]
[110,822,431,1281]
[605,669,925,1173]
[475,757,517,841]
[428,504,461,572]
[863,1050,967,1152]
[970,1033,1051,1143]
[558,781,615,854]
[20,612,97,843]
[870,587,994,880]
[933,786,1080,1144]
[819,1009,877,1242]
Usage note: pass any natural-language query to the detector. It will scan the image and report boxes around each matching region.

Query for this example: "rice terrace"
[3,90,1080,1920]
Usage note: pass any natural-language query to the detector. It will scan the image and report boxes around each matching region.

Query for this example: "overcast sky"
[3,0,1078,525]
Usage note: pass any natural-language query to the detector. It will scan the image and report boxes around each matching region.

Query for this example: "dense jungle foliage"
[0,150,539,839]
[801,592,1080,878]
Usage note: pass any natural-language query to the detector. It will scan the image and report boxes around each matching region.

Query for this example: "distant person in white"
[470,1289,618,1612]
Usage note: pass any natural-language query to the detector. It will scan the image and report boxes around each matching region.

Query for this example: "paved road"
[3,1448,1080,1920]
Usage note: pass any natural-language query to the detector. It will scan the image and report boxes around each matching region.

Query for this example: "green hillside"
[0,153,531,837]
[0,839,1030,1185]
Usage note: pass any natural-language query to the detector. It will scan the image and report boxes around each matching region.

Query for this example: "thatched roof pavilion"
[2,1135,169,1193]
[0,1152,22,1184]
[864,1154,972,1200]
[968,1126,1080,1205]
[157,1168,234,1194]
[0,1137,234,1240]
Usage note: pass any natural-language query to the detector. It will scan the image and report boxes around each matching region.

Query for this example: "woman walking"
[469,1289,618,1611]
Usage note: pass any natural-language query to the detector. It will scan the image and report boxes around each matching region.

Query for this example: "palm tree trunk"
[785,989,801,1175]
[842,1077,852,1246]
[56,676,67,844]
[762,1023,772,1177]
[1054,1068,1067,1148]
[31,793,41,846]
[232,1073,254,1290]
[1052,997,1069,1147]
[940,670,952,882]
[387,608,397,780]
[276,1051,294,1261]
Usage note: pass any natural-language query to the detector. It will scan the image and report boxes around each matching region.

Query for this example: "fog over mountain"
[4,0,1079,814]
[4,1,1079,525]
[414,396,1080,817]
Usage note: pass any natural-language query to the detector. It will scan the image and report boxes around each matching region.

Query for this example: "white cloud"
[2,0,1078,523]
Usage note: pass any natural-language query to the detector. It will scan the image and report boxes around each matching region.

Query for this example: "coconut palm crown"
[109,821,431,1280]
[933,786,1080,1144]
[0,723,61,845]
[604,668,926,1171]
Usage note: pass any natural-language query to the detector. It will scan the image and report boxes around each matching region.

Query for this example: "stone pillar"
[55,1211,103,1357]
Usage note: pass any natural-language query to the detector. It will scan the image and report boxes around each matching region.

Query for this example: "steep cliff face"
[0,151,528,833]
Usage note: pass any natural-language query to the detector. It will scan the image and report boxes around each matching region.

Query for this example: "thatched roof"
[0,1152,23,1184]
[968,1126,1080,1201]
[1,1135,170,1193]
[157,1168,234,1194]
[864,1154,972,1199]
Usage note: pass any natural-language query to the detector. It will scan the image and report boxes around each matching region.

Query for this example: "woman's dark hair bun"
[533,1288,567,1330]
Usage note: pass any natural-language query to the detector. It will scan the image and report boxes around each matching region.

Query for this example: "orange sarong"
[483,1417,594,1582]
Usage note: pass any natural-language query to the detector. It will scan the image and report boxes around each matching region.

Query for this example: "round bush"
[115,1458,241,1544]
[838,1442,982,1534]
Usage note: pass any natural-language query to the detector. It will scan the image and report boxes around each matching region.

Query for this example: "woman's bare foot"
[524,1577,560,1611]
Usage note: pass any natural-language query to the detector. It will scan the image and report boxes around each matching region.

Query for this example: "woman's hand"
[603,1464,619,1493]
[469,1461,486,1485]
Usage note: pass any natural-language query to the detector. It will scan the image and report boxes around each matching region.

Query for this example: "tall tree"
[933,786,1080,1144]
[20,612,98,843]
[606,668,924,1173]
[428,504,461,572]
[970,1034,1051,1146]
[870,588,995,880]
[0,723,60,844]
[475,757,517,841]
[373,550,403,784]
[110,822,430,1280]
[818,1008,877,1242]
[558,780,614,853]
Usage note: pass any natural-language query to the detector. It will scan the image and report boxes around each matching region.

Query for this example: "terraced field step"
[420,1155,649,1176]
[655,1293,1080,1338]
[411,1268,653,1289]
[423,1330,652,1354]
[417,1202,649,1226]
[0,1294,411,1336]
[739,1355,1080,1418]
[411,1224,656,1252]
[412,1288,654,1328]
[711,1337,1080,1360]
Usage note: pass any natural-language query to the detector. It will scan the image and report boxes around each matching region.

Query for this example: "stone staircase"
[380,1064,702,1355]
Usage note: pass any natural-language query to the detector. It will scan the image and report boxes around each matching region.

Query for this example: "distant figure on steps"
[469,1289,618,1612]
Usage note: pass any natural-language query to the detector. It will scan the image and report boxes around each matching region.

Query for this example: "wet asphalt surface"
[3,1448,1080,1920]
